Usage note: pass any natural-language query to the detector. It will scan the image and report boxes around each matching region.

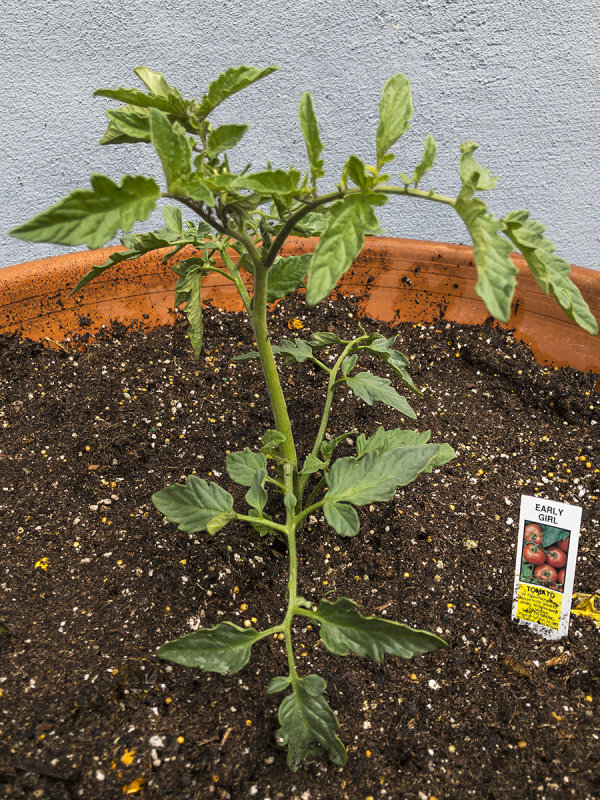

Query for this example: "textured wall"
[2,0,599,269]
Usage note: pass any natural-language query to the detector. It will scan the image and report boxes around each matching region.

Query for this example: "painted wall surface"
[2,0,599,270]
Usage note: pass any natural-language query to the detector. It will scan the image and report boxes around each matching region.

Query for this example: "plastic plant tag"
[512,495,581,640]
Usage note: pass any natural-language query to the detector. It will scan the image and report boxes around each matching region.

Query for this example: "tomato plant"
[534,564,558,583]
[524,523,543,544]
[523,543,546,565]
[546,546,567,569]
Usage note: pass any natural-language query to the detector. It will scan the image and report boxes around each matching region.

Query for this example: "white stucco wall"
[2,0,599,269]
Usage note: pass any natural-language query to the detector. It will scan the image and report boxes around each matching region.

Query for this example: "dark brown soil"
[1,292,599,800]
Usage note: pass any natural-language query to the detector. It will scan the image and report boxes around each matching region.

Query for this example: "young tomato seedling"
[11,65,597,769]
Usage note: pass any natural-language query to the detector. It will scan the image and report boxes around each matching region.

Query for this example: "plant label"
[512,495,581,640]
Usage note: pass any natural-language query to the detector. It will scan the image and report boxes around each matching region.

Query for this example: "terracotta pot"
[1,236,598,373]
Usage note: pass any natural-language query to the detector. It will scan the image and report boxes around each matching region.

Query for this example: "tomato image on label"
[557,536,570,553]
[533,564,558,584]
[524,523,543,545]
[523,543,546,565]
[545,546,567,569]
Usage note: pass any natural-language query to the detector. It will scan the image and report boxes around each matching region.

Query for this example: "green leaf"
[298,91,325,186]
[152,475,234,533]
[306,194,379,305]
[236,168,301,196]
[206,123,249,155]
[357,333,419,392]
[540,525,570,549]
[453,146,517,322]
[172,174,216,205]
[206,512,235,535]
[157,621,263,674]
[10,174,161,249]
[422,442,456,473]
[410,134,437,186]
[260,429,287,453]
[163,206,184,235]
[320,431,357,461]
[197,65,279,119]
[266,254,312,302]
[356,426,431,458]
[314,597,447,660]
[268,675,292,694]
[323,502,360,537]
[245,468,268,512]
[149,109,192,190]
[376,73,413,167]
[309,331,343,348]
[344,154,369,189]
[226,449,267,487]
[272,338,314,364]
[276,674,347,771]
[341,353,358,376]
[325,445,446,506]
[101,106,152,144]
[284,493,297,515]
[459,141,498,191]
[179,272,203,357]
[345,371,416,418]
[502,210,598,335]
[300,453,327,476]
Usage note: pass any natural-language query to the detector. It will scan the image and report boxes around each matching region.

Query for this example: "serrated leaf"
[207,123,249,155]
[236,168,301,196]
[376,73,413,167]
[197,65,279,119]
[357,333,419,392]
[276,674,346,771]
[320,430,357,461]
[268,675,292,694]
[266,254,312,302]
[157,621,263,673]
[163,206,184,235]
[454,149,518,323]
[410,134,437,186]
[149,109,192,190]
[102,106,152,143]
[502,210,598,335]
[272,338,313,364]
[314,597,447,660]
[300,453,327,476]
[306,194,379,305]
[152,475,234,533]
[325,446,446,506]
[95,66,188,116]
[356,426,431,458]
[345,371,416,417]
[226,449,267,487]
[261,429,287,452]
[180,272,203,357]
[298,91,325,186]
[245,468,268,512]
[10,174,160,249]
[459,141,498,191]
[172,174,215,205]
[323,502,360,537]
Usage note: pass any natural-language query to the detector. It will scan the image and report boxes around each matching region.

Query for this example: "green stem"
[298,338,365,496]
[250,263,299,481]
[282,463,301,688]
[234,513,288,535]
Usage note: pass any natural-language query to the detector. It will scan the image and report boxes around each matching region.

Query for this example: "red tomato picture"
[558,568,566,585]
[534,564,558,584]
[524,523,543,545]
[558,536,570,553]
[546,546,567,569]
[523,543,546,565]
